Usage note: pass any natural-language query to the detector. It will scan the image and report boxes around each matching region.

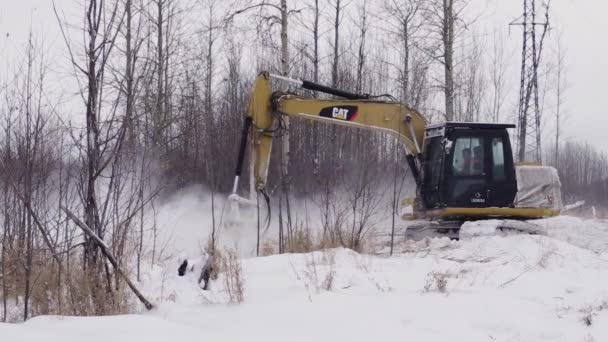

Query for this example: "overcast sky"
[475,0,608,153]
[1,0,607,152]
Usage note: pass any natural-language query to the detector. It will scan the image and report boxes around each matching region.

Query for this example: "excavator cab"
[419,123,518,213]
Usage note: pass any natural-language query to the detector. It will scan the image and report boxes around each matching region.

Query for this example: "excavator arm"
[231,71,427,202]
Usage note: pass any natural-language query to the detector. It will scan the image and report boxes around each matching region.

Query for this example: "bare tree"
[120,0,150,147]
[457,35,485,122]
[312,0,321,84]
[330,0,348,88]
[228,0,298,252]
[487,27,509,123]
[0,30,66,320]
[199,0,222,254]
[383,0,424,105]
[553,32,567,169]
[54,0,152,312]
[355,1,368,94]
[425,0,469,121]
[441,0,456,121]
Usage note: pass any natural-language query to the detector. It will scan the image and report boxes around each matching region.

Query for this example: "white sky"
[473,0,608,152]
[1,0,607,152]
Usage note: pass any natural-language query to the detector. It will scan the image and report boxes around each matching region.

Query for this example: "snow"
[2,214,608,341]
[459,219,506,238]
[564,200,586,211]
[532,216,608,253]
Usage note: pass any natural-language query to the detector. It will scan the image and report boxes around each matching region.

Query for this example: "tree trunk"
[356,2,367,94]
[332,0,341,88]
[155,0,164,147]
[402,20,410,104]
[313,0,319,84]
[125,0,135,146]
[442,0,455,121]
[279,0,292,236]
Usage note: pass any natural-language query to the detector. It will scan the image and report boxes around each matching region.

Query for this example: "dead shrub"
[259,240,277,256]
[285,223,314,253]
[423,271,450,293]
[582,311,593,326]
[216,249,244,304]
[303,250,336,293]
[285,223,375,255]
[579,299,608,327]
[265,220,375,256]
[316,232,344,251]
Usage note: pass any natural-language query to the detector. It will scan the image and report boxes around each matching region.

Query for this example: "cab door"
[444,130,517,208]
[445,132,490,208]
[420,136,446,209]
[485,133,517,207]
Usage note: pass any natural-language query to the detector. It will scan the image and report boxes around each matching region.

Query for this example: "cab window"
[424,139,443,187]
[452,137,483,176]
[492,137,506,181]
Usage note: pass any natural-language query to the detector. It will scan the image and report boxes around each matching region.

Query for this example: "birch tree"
[426,0,469,121]
[228,0,296,252]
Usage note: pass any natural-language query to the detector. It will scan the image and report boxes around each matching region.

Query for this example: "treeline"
[547,142,608,209]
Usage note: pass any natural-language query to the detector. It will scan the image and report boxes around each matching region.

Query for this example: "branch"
[12,187,62,265]
[225,2,281,23]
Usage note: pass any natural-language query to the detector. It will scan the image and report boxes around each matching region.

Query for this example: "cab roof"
[425,122,516,130]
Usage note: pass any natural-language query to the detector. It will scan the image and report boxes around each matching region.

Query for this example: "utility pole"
[510,0,550,163]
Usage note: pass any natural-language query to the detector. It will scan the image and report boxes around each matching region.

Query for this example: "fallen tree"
[61,206,154,311]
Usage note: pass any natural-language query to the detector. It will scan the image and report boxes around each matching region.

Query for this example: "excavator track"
[405,219,545,241]
[405,220,463,241]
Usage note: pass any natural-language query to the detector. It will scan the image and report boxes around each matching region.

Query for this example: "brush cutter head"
[226,193,256,226]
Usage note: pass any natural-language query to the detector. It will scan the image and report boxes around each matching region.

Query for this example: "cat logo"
[319,105,358,121]
[332,107,349,120]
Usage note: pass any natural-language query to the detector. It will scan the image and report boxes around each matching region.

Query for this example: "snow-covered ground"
[2,211,608,341]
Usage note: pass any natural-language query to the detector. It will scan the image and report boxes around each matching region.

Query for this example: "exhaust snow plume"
[150,182,407,260]
[152,185,263,259]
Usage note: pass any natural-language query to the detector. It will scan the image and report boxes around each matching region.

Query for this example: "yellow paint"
[247,71,426,192]
[407,207,560,221]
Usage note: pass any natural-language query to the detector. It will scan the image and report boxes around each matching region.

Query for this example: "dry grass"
[302,250,337,293]
[259,240,277,256]
[216,248,245,304]
[261,220,376,257]
[1,246,134,322]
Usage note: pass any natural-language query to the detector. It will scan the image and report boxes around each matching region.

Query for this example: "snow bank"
[532,216,608,253]
[4,223,608,342]
[4,191,608,342]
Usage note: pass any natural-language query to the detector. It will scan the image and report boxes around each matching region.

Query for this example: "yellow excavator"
[229,71,562,239]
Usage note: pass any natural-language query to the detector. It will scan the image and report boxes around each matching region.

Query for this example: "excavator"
[229,71,563,239]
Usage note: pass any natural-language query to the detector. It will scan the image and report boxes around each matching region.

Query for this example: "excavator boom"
[237,71,427,196]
